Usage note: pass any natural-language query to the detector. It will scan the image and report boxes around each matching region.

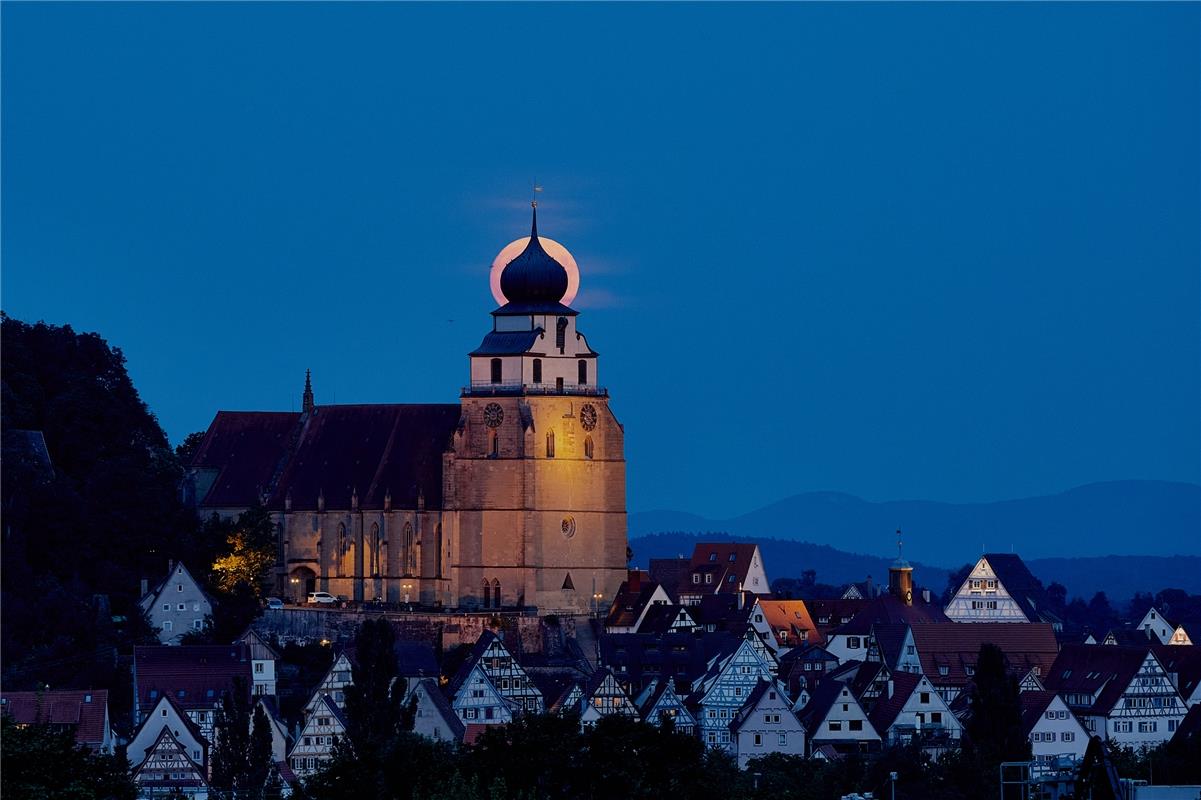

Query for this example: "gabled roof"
[869,623,911,669]
[237,628,280,661]
[798,680,860,737]
[1,690,109,747]
[648,558,690,600]
[866,672,923,734]
[132,693,207,759]
[190,411,300,508]
[829,595,947,637]
[778,643,840,668]
[135,645,252,713]
[907,623,1059,688]
[1170,704,1201,746]
[1018,690,1060,735]
[979,554,1051,622]
[191,404,462,511]
[1152,644,1201,702]
[605,576,662,629]
[140,562,215,611]
[682,543,762,596]
[637,604,699,634]
[729,680,788,734]
[549,681,585,715]
[447,630,512,695]
[1044,644,1160,715]
[133,726,207,787]
[758,599,822,647]
[412,678,465,741]
[314,694,350,729]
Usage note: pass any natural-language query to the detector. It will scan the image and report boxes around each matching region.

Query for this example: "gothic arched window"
[482,580,491,609]
[370,523,381,576]
[546,430,555,458]
[490,358,502,385]
[578,360,588,386]
[532,358,542,384]
[492,578,501,609]
[584,435,594,460]
[403,522,416,575]
[490,432,498,458]
[556,317,568,352]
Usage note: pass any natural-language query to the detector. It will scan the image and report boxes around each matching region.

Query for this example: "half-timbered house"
[132,727,210,799]
[689,638,776,749]
[635,679,697,735]
[288,694,348,778]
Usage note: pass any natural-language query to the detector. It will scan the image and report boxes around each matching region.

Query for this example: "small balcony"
[462,381,608,398]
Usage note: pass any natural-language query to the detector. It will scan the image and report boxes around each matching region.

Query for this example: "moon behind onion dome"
[490,236,580,307]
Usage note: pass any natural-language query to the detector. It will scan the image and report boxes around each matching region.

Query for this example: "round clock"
[561,516,577,539]
[483,403,504,429]
[579,403,598,431]
[905,589,913,604]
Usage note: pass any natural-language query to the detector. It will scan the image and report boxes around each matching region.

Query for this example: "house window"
[847,637,861,649]
[920,692,930,704]
[532,358,542,384]
[931,712,942,724]
[584,436,593,459]
[705,574,713,584]
[490,358,502,384]
[778,733,787,746]
[177,584,183,592]
[939,666,949,676]
[829,721,842,731]
[692,574,700,584]
[193,602,200,611]
[849,720,863,731]
[178,603,186,611]
[556,317,568,351]
[546,431,555,458]
[192,619,202,630]
[709,553,717,562]
[163,604,170,611]
[578,360,588,386]
[164,621,173,631]
[255,662,264,674]
[727,575,736,583]
[753,734,762,746]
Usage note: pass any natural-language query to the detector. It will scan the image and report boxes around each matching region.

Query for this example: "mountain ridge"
[630,480,1200,564]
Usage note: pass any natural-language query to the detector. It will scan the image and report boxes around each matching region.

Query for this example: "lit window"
[584,435,593,459]
[546,430,555,458]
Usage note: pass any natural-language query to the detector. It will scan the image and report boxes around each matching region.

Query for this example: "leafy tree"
[175,430,208,464]
[1087,592,1118,633]
[1045,582,1068,614]
[210,506,277,598]
[959,643,1030,800]
[0,714,137,800]
[210,677,273,798]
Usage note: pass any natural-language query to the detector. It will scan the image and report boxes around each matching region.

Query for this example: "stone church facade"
[186,205,628,614]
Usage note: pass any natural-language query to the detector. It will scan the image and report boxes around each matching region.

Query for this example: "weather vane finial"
[896,528,903,560]
[531,180,543,208]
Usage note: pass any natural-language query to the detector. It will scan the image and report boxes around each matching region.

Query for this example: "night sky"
[3,3,1197,517]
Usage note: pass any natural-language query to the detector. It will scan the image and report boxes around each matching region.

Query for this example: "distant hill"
[630,481,1200,564]
[630,533,1201,603]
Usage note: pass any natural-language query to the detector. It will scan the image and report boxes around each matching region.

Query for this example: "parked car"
[265,597,285,610]
[307,591,337,604]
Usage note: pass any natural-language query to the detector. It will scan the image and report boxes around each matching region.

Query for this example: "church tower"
[445,203,628,614]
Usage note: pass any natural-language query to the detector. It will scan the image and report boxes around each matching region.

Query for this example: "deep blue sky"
[3,3,1198,517]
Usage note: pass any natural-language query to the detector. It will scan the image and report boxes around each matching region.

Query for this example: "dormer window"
[709,553,717,562]
[728,553,736,562]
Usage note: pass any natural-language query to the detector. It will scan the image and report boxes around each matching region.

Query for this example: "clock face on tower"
[483,403,504,428]
[579,403,598,431]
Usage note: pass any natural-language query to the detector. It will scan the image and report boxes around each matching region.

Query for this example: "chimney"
[627,570,641,593]
[922,588,931,604]
[737,586,745,610]
[866,574,874,598]
[887,679,894,699]
[140,578,149,597]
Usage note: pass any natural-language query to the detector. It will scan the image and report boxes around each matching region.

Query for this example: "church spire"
[302,369,314,413]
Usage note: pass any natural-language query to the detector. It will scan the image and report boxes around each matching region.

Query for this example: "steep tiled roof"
[190,411,300,507]
[1018,690,1058,736]
[831,595,948,637]
[758,599,822,647]
[866,671,922,734]
[192,404,461,512]
[870,623,911,669]
[1170,704,1201,746]
[648,558,690,600]
[1,690,109,748]
[468,330,546,356]
[682,543,761,596]
[637,604,699,634]
[728,680,779,733]
[807,599,871,639]
[447,630,506,695]
[135,645,252,713]
[981,554,1051,622]
[1044,644,1153,715]
[908,623,1059,688]
[1153,644,1201,702]
[798,680,853,736]
[605,576,661,629]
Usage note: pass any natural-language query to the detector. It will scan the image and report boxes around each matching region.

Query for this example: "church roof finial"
[302,369,315,413]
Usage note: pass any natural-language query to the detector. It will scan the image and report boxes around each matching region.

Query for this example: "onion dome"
[499,204,569,305]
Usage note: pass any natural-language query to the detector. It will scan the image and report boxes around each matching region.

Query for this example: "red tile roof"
[134,645,252,714]
[908,623,1059,689]
[1044,644,1156,715]
[681,543,761,596]
[866,671,922,734]
[758,599,822,647]
[1,690,109,749]
[192,404,462,512]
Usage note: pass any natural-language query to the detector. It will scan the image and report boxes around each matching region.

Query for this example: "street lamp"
[890,771,897,800]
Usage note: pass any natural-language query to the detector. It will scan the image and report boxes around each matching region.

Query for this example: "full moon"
[490,237,580,307]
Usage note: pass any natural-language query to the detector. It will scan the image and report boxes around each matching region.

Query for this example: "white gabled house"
[254,697,292,765]
[1046,644,1187,747]
[409,678,466,743]
[943,554,1059,629]
[449,662,515,727]
[127,694,208,775]
[1135,607,1176,644]
[305,652,354,716]
[728,679,806,768]
[1020,691,1089,762]
[798,681,881,756]
[132,727,210,799]
[866,672,961,753]
[238,629,280,696]
[635,679,697,736]
[578,668,639,729]
[453,631,544,714]
[139,562,214,645]
[689,638,776,750]
[550,682,585,716]
[288,694,347,778]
